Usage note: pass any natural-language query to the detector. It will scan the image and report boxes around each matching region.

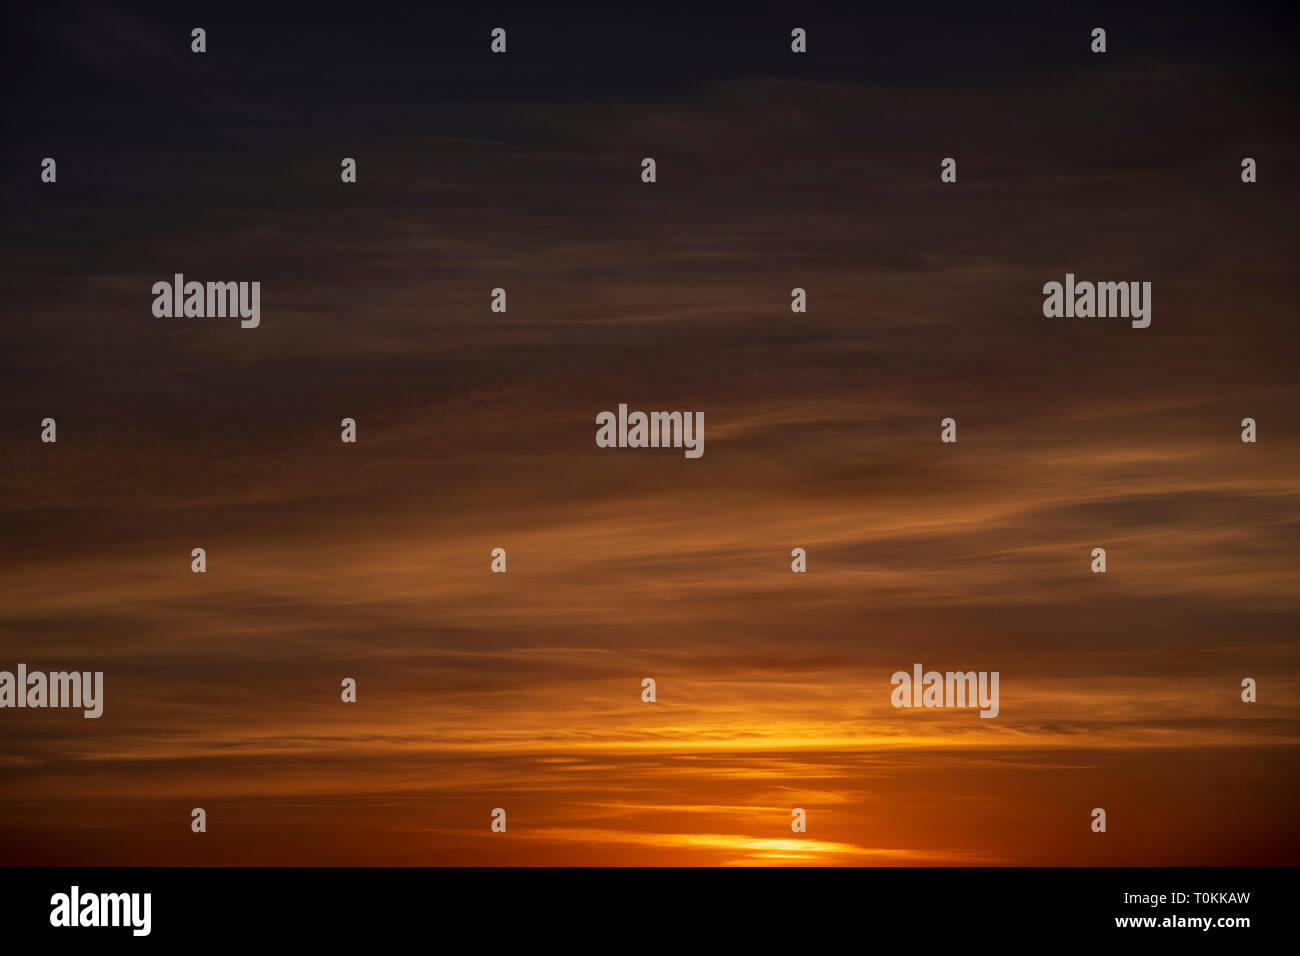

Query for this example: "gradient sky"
[1,1,1298,865]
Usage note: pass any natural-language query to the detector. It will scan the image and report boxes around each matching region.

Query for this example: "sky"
[0,1,1297,865]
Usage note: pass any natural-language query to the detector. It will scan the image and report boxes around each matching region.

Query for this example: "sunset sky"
[1,1,1298,865]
